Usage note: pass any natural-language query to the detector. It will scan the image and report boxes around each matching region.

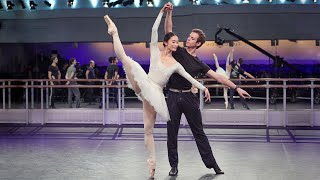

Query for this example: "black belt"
[169,88,192,93]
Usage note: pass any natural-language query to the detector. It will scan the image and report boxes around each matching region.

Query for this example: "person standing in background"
[102,57,119,108]
[229,57,256,110]
[86,60,96,105]
[66,58,81,108]
[48,56,61,108]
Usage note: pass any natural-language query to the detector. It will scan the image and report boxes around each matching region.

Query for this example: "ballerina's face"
[165,35,179,52]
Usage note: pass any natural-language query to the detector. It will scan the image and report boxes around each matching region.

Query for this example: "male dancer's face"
[53,57,58,64]
[186,32,200,49]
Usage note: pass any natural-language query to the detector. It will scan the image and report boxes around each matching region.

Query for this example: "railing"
[0,78,319,126]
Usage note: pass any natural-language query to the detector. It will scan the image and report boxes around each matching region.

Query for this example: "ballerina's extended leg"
[104,15,141,94]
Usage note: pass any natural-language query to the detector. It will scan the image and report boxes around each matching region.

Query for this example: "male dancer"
[102,56,119,108]
[85,60,96,105]
[66,58,81,108]
[229,57,256,109]
[164,3,251,176]
[48,56,61,108]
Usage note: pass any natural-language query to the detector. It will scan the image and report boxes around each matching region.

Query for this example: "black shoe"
[169,167,178,176]
[213,165,224,174]
[243,105,250,110]
[230,106,234,109]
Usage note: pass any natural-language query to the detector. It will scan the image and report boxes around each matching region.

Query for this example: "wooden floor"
[0,125,320,180]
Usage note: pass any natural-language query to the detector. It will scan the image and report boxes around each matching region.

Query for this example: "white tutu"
[123,58,170,120]
[216,67,229,79]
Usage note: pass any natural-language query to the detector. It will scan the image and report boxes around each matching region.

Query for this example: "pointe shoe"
[224,102,228,109]
[103,15,118,36]
[147,159,156,179]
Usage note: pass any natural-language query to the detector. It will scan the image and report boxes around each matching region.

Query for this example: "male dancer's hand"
[191,85,198,94]
[161,3,172,13]
[166,2,173,11]
[237,88,251,99]
[204,88,211,102]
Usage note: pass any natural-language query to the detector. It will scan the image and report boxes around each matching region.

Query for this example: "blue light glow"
[48,0,56,9]
[134,0,140,7]
[90,0,99,8]
[153,0,160,7]
[172,0,181,6]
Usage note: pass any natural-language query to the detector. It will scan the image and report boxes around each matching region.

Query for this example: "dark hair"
[192,29,206,49]
[69,58,76,65]
[51,56,57,62]
[238,58,244,64]
[108,56,117,63]
[163,32,177,47]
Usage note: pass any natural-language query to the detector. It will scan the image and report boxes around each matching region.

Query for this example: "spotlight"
[313,0,317,2]
[6,1,15,10]
[147,0,153,7]
[190,0,197,5]
[242,0,250,3]
[123,0,134,6]
[18,0,26,9]
[67,0,74,7]
[268,0,272,2]
[30,1,38,10]
[102,0,109,7]
[44,0,52,7]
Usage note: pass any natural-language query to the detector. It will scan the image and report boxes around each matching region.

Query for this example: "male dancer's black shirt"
[167,46,210,90]
[230,62,245,79]
[86,66,96,79]
[48,65,60,84]
[106,64,118,79]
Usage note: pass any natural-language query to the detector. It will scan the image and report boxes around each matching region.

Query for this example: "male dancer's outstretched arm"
[164,3,250,99]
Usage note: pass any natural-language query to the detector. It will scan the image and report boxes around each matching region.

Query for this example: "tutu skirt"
[123,58,170,120]
[216,67,229,79]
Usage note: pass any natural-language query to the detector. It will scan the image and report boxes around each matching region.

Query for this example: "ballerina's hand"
[204,88,211,103]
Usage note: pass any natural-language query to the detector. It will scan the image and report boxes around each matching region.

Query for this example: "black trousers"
[49,87,56,107]
[87,82,95,104]
[166,91,218,168]
[229,80,248,108]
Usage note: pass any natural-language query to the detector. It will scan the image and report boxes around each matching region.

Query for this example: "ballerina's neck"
[162,49,173,58]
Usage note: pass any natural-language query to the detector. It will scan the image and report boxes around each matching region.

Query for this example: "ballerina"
[104,5,210,178]
[213,49,233,109]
